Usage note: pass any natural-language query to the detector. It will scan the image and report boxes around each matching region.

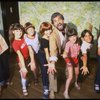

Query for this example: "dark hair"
[51,12,64,24]
[39,22,52,36]
[78,29,94,45]
[10,23,24,32]
[67,28,78,37]
[67,28,79,44]
[24,22,35,32]
[81,29,94,43]
[9,23,24,43]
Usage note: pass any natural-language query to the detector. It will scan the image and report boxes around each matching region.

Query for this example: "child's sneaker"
[43,89,49,99]
[94,84,100,93]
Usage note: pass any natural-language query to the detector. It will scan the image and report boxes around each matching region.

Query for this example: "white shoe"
[95,84,100,91]
[63,91,70,99]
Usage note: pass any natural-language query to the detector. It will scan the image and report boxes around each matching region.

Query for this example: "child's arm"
[16,50,28,78]
[62,50,67,58]
[80,53,89,75]
[44,48,50,63]
[28,45,36,71]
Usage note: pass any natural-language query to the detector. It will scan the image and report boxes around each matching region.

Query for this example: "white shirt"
[81,40,92,54]
[24,33,40,54]
[58,30,67,50]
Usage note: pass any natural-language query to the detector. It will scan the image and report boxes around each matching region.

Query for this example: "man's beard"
[56,23,64,31]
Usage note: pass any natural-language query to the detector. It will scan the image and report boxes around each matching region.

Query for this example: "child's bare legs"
[74,64,80,90]
[64,64,73,99]
[19,63,28,96]
[20,70,28,96]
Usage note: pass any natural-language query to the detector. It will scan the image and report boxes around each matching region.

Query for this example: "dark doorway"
[1,2,19,46]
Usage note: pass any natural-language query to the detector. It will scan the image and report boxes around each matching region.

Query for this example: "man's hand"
[44,63,57,74]
[80,66,89,75]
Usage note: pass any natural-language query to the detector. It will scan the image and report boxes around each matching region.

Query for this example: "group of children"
[9,22,53,99]
[62,29,94,98]
[0,20,99,99]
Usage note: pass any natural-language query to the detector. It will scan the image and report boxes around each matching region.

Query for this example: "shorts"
[65,57,79,66]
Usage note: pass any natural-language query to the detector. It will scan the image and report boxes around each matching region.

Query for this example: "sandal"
[22,88,28,96]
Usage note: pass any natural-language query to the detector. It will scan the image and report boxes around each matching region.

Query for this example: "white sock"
[20,72,27,90]
[21,78,27,89]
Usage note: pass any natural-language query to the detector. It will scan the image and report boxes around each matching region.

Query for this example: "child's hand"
[80,66,89,75]
[20,67,28,78]
[62,54,67,58]
[28,62,36,71]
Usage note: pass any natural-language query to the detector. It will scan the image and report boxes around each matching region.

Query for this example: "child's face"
[26,27,35,36]
[69,35,77,44]
[82,32,92,43]
[44,29,52,37]
[13,29,23,39]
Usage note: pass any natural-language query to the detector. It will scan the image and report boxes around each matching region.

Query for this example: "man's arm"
[47,32,58,74]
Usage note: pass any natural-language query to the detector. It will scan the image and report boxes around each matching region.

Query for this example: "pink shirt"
[65,41,80,58]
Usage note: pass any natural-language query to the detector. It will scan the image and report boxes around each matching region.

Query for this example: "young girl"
[24,22,40,86]
[77,29,94,87]
[9,23,36,96]
[94,27,100,93]
[24,22,52,99]
[0,34,10,96]
[39,22,53,99]
[62,28,80,99]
